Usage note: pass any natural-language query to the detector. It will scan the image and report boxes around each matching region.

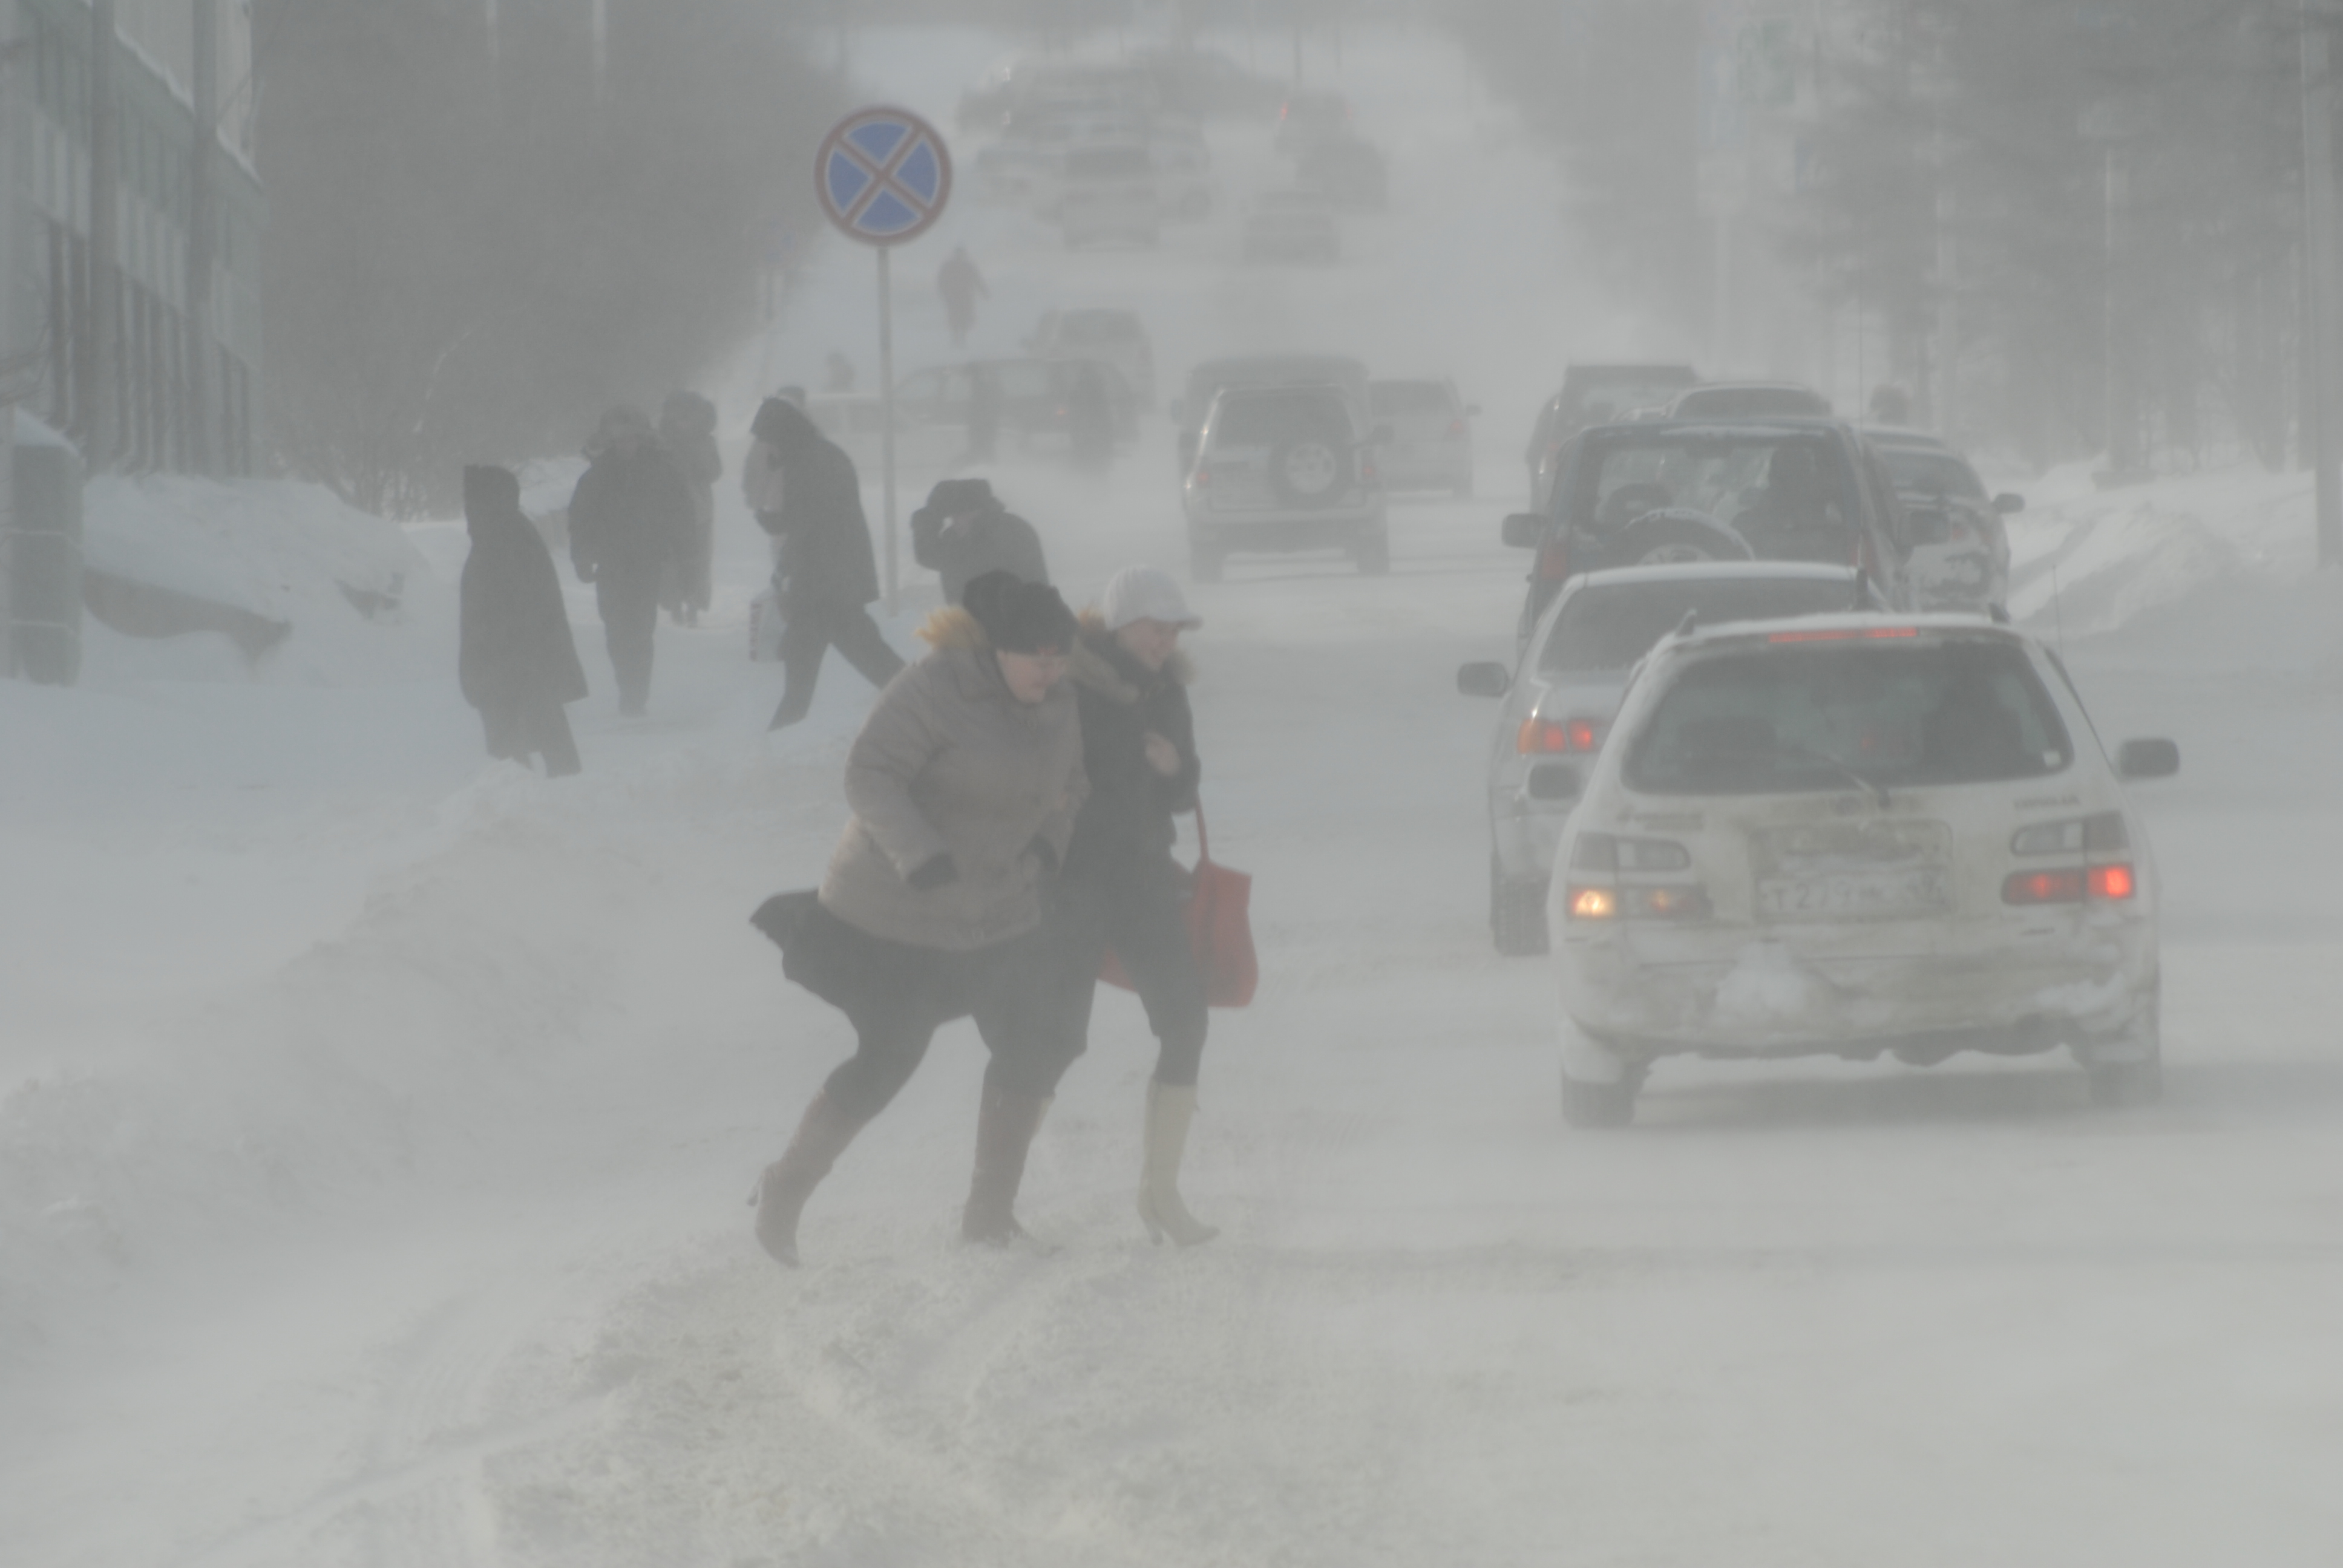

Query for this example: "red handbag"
[1100,804,1257,1008]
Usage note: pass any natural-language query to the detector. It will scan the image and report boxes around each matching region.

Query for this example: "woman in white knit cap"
[1055,566,1219,1245]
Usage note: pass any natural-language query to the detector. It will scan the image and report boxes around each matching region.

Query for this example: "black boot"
[962,1083,1052,1246]
[751,1093,867,1266]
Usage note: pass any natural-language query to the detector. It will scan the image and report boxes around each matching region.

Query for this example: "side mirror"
[2115,737,2180,780]
[1525,762,1581,802]
[1455,661,1510,697]
[1993,492,2026,515]
[1501,512,1544,549]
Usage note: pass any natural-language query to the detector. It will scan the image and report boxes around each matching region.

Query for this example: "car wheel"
[1354,528,1391,576]
[2086,984,2163,1107]
[1617,512,1751,567]
[1189,531,1224,584]
[1270,437,1353,508]
[1561,1066,1638,1129]
[1490,857,1547,956]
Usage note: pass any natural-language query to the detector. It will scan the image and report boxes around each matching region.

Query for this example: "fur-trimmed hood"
[1070,610,1192,705]
[918,604,990,652]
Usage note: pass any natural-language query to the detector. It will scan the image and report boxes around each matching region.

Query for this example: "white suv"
[1550,614,2177,1126]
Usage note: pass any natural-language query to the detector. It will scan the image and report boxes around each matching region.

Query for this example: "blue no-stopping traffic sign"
[816,106,953,247]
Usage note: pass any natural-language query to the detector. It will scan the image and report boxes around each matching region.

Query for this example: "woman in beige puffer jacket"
[750,572,1086,1266]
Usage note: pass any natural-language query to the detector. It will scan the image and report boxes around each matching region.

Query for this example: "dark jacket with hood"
[752,396,881,610]
[1063,612,1199,881]
[459,466,588,712]
[909,478,1049,606]
[568,433,696,578]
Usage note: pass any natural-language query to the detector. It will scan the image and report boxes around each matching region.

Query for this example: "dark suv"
[1502,417,1914,645]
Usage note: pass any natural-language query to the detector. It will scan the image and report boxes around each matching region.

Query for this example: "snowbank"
[77,475,453,686]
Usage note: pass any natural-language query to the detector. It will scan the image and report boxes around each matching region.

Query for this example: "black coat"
[911,498,1049,606]
[568,442,695,577]
[459,466,588,713]
[752,397,881,610]
[1063,618,1201,881]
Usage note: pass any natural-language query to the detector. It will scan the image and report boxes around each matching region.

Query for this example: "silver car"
[1184,382,1388,580]
[1369,377,1478,497]
[1458,562,1873,955]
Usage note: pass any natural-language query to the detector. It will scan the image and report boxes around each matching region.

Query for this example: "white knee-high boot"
[1137,1081,1219,1247]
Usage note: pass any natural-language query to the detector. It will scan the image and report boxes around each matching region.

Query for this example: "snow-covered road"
[6,19,2343,1567]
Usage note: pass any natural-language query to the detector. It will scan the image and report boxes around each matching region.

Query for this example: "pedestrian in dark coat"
[909,477,1049,606]
[658,390,722,626]
[752,395,908,730]
[459,465,586,777]
[747,571,1088,1266]
[568,407,695,715]
[1050,565,1217,1246]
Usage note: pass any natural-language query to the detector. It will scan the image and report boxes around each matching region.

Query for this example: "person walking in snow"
[1047,566,1219,1245]
[747,572,1089,1265]
[751,395,906,730]
[458,465,586,777]
[937,246,989,348]
[657,390,723,627]
[909,477,1049,607]
[567,406,695,716]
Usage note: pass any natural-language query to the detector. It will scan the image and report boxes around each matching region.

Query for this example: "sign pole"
[813,103,952,615]
[877,246,898,611]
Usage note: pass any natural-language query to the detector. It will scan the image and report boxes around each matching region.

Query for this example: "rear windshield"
[1371,382,1453,416]
[1878,447,1987,501]
[1674,387,1829,417]
[1579,433,1858,563]
[1539,578,1857,674]
[1624,639,2073,794]
[1565,380,1690,423]
[1209,390,1352,446]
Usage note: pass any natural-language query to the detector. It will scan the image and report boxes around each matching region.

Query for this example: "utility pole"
[185,0,217,475]
[81,0,119,471]
[2304,0,2342,564]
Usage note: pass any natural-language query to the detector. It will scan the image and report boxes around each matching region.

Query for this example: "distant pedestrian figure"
[658,390,722,627]
[568,406,695,716]
[752,396,908,730]
[938,246,989,348]
[825,351,857,393]
[910,477,1049,606]
[1065,362,1116,471]
[459,465,585,777]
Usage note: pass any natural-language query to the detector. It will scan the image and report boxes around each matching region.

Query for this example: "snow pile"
[2005,463,2319,650]
[79,475,451,685]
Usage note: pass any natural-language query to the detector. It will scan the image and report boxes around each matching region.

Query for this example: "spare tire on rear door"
[1613,508,1751,567]
[1268,435,1352,508]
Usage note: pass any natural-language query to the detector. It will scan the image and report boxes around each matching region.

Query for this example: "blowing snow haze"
[2,3,2341,1565]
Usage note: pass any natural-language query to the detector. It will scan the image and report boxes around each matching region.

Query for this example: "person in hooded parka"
[909,477,1049,606]
[459,465,586,777]
[568,406,695,715]
[658,390,723,627]
[751,395,908,729]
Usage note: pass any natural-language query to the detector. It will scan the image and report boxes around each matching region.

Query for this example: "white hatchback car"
[1549,614,2177,1126]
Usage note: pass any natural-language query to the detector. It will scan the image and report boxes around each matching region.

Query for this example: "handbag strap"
[1193,800,1211,866]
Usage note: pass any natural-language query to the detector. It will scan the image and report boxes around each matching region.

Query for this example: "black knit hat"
[462,464,520,520]
[963,570,1076,655]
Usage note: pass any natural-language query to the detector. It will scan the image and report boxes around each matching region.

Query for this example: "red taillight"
[1191,467,1210,488]
[1534,541,1570,581]
[1518,716,1600,754]
[1446,419,1467,439]
[2003,864,2136,905]
[1361,457,1380,484]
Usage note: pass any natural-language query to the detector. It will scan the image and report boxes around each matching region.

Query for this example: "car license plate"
[1757,866,1950,920]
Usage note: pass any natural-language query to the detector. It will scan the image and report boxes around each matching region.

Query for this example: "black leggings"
[770,598,906,728]
[786,903,1081,1122]
[1050,863,1209,1088]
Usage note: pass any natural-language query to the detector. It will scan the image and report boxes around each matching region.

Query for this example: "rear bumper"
[1557,917,2155,1060]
